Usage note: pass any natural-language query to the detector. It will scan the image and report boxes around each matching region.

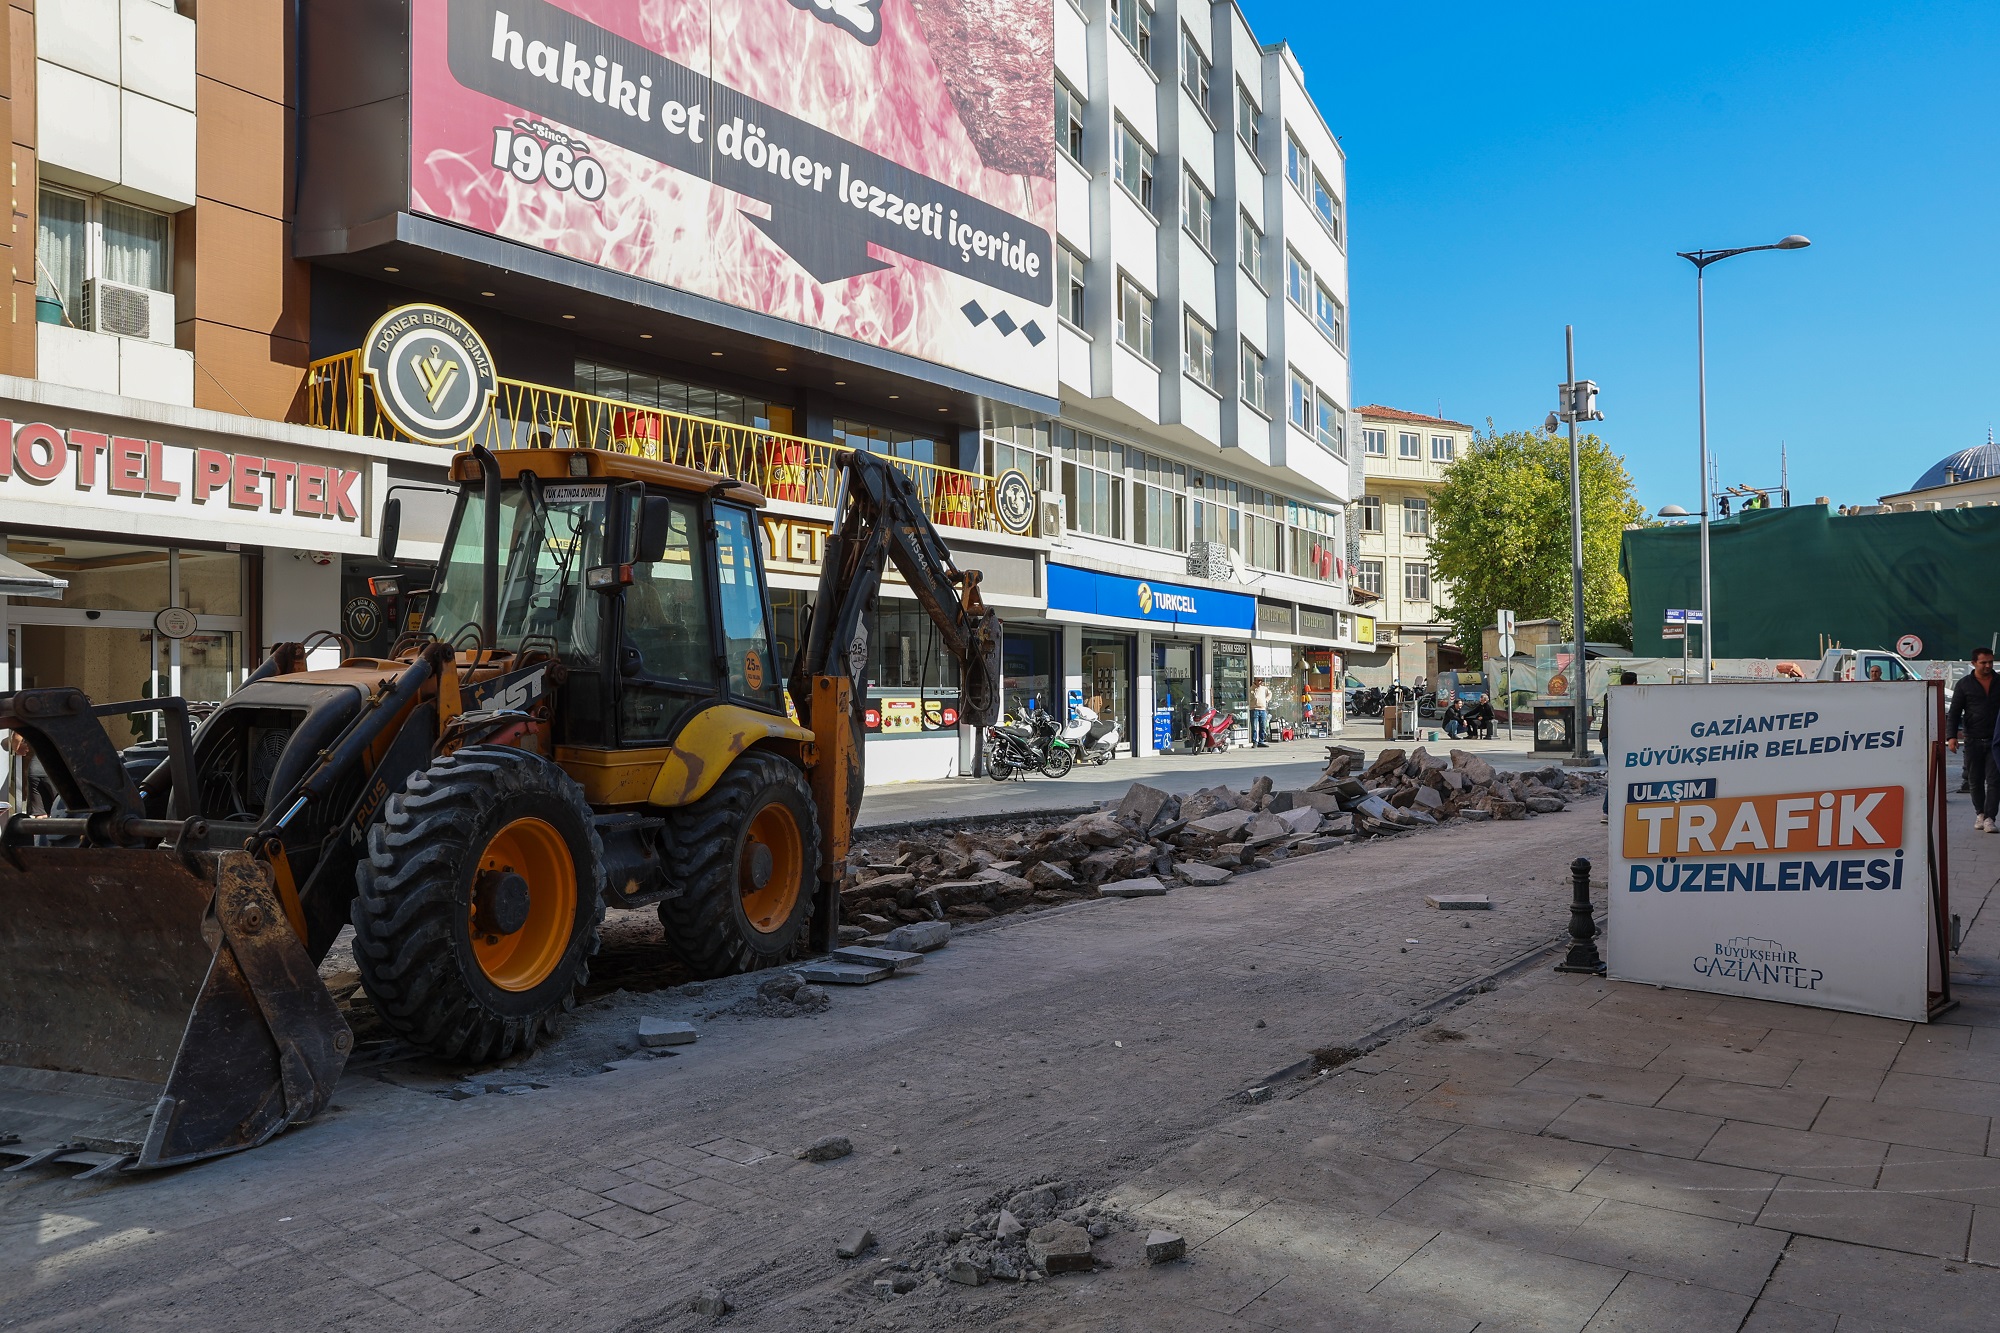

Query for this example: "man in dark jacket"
[1949,649,2000,831]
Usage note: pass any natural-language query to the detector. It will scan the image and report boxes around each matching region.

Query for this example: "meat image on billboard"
[411,0,1057,395]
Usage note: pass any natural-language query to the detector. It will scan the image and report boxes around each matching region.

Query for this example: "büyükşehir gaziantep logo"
[1137,582,1154,614]
[363,304,499,446]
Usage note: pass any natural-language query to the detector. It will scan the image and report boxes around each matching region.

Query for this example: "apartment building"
[1032,0,1366,748]
[1351,405,1471,686]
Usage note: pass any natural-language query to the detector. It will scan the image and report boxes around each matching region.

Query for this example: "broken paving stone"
[1099,876,1169,898]
[1026,860,1075,888]
[836,1227,876,1259]
[836,924,870,943]
[1274,806,1322,835]
[798,1135,854,1163]
[637,1017,698,1048]
[1145,1230,1188,1265]
[798,960,891,985]
[846,871,915,899]
[692,1288,731,1316]
[1412,786,1444,811]
[832,944,923,971]
[1425,893,1492,910]
[1449,749,1497,784]
[1189,808,1253,838]
[880,921,951,952]
[1117,782,1174,831]
[949,1259,991,1286]
[1241,1086,1273,1104]
[1245,813,1290,841]
[1028,1224,1094,1274]
[758,972,806,1001]
[996,1209,1026,1240]
[1175,861,1233,886]
[1525,794,1567,813]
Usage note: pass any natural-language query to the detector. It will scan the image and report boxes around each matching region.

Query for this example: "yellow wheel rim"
[469,817,577,992]
[739,802,804,935]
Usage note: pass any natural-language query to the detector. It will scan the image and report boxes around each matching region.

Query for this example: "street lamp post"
[1675,235,1811,681]
[1551,327,1602,766]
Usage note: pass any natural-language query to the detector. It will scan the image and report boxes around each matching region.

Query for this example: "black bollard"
[1554,856,1605,975]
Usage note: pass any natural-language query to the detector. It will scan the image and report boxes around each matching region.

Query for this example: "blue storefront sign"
[1047,564,1255,632]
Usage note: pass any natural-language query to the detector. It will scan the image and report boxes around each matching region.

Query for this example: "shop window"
[575,360,777,430]
[1153,638,1201,743]
[1129,448,1186,552]
[1059,425,1125,540]
[1056,77,1086,162]
[35,187,171,326]
[833,419,954,470]
[1405,561,1431,602]
[1356,558,1384,596]
[1082,635,1130,750]
[870,599,962,694]
[1003,630,1059,719]
[1210,641,1248,732]
[1183,310,1216,391]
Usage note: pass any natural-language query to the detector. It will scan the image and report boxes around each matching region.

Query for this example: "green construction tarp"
[1620,503,2000,659]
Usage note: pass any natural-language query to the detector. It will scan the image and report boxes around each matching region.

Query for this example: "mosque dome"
[1910,441,2000,492]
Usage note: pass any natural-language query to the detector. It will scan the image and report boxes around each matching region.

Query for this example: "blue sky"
[1243,0,1998,512]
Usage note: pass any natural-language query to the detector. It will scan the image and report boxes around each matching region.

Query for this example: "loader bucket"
[0,848,350,1175]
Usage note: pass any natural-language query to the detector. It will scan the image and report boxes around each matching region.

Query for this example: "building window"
[1114,119,1156,213]
[1056,78,1086,162]
[1243,485,1283,571]
[1363,428,1388,457]
[1398,431,1422,459]
[987,420,1054,494]
[1236,81,1261,158]
[1359,495,1382,532]
[1182,171,1213,253]
[1431,434,1455,462]
[1285,247,1311,310]
[1238,211,1264,286]
[35,187,171,325]
[1312,170,1342,244]
[577,360,777,429]
[1287,367,1313,433]
[1059,425,1125,540]
[833,420,954,469]
[1191,471,1241,553]
[1404,561,1431,602]
[1057,242,1086,327]
[1287,504,1340,582]
[1316,393,1345,456]
[1110,0,1153,64]
[1239,339,1269,414]
[1183,309,1216,390]
[1314,282,1345,350]
[1403,496,1430,536]
[1180,27,1212,111]
[1355,559,1385,597]
[1130,448,1186,552]
[1115,273,1155,361]
[1286,130,1308,193]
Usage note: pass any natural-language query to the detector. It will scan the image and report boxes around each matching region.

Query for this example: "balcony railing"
[306,349,1010,534]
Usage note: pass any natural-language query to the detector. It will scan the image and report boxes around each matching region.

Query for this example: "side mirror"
[378,496,402,564]
[633,496,675,564]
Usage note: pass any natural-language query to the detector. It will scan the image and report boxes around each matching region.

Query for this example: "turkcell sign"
[1047,564,1254,631]
[1607,682,1936,1021]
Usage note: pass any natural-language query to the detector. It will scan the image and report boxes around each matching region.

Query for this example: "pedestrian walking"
[1948,648,2000,831]
[1250,679,1272,747]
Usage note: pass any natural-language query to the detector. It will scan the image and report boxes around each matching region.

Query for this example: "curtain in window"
[101,202,172,292]
[36,191,88,319]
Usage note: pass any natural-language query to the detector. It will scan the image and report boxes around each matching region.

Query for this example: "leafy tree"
[1428,425,1645,651]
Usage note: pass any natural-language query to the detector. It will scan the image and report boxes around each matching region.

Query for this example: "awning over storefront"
[0,553,67,599]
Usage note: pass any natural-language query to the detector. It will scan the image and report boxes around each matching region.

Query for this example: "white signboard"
[1608,681,1937,1021]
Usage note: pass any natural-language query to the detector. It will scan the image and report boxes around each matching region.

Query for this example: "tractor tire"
[351,745,604,1064]
[656,751,819,978]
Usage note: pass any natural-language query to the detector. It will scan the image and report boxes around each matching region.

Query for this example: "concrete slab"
[1100,876,1171,897]
[1757,1233,2000,1332]
[1515,1059,1682,1107]
[1810,1094,1989,1155]
[1543,1097,1723,1158]
[830,944,924,971]
[1697,1120,1889,1186]
[1381,1168,1604,1249]
[1371,1229,1626,1333]
[795,961,892,985]
[1873,1071,2000,1119]
[1656,1076,1827,1130]
[1573,1148,1780,1227]
[1757,1175,1972,1259]
[1423,893,1491,910]
[1738,1301,1839,1333]
[1553,1197,1786,1296]
[1872,1144,2000,1207]
[1579,1271,1754,1333]
[1406,1082,1577,1135]
[1415,1124,1610,1191]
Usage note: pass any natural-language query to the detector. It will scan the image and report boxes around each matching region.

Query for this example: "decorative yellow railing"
[306,349,1008,534]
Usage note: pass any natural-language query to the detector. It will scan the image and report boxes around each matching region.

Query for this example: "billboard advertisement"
[410,0,1056,394]
[1607,682,1941,1021]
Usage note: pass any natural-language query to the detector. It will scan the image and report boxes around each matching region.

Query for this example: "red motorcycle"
[1182,703,1236,754]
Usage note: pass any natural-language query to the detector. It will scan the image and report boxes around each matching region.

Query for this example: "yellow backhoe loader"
[0,444,1001,1175]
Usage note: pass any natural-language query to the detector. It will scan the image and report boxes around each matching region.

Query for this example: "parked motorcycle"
[1346,686,1385,718]
[985,710,1075,780]
[1181,703,1237,754]
[1059,703,1121,766]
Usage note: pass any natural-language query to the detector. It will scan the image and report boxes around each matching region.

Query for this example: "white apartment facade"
[996,0,1364,751]
[1350,405,1472,686]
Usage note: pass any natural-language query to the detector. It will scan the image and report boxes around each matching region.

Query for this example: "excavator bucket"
[0,847,350,1175]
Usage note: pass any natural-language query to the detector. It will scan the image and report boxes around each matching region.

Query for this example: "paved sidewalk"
[1017,786,2000,1331]
[858,733,1573,828]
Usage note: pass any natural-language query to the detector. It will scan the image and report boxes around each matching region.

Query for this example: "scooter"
[1060,704,1121,766]
[1182,703,1236,754]
[985,709,1075,780]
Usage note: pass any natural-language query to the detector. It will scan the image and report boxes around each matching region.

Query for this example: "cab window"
[619,495,714,741]
[713,505,782,711]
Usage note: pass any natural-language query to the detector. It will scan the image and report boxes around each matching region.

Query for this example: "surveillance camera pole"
[1562,328,1591,765]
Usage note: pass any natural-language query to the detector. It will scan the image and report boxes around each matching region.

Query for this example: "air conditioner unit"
[1036,490,1065,543]
[81,279,175,344]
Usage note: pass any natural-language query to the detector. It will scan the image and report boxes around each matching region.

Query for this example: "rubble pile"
[840,747,1603,929]
[896,1181,1141,1286]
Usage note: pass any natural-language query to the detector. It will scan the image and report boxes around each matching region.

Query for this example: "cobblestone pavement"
[0,798,1603,1331]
